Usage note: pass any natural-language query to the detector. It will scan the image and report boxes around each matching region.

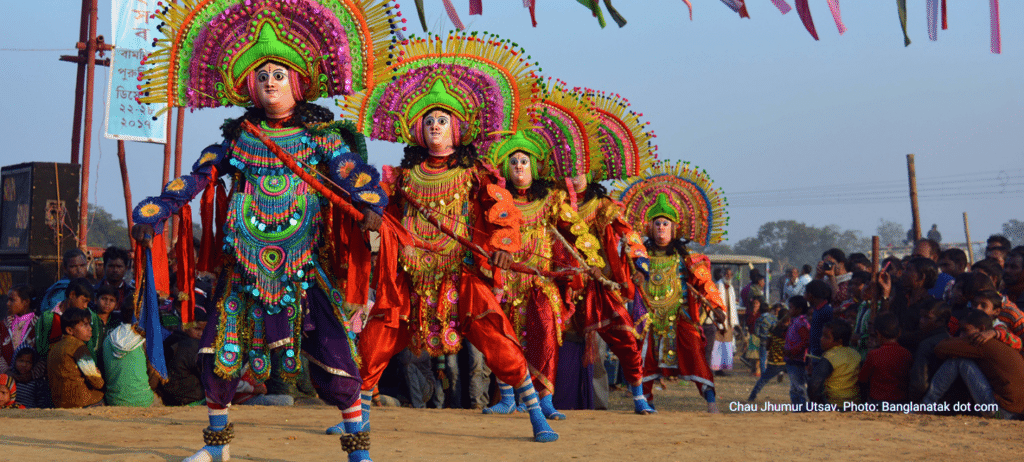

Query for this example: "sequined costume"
[134,117,386,405]
[611,160,729,408]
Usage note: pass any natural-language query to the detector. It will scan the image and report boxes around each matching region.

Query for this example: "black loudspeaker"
[0,162,80,259]
[0,257,61,299]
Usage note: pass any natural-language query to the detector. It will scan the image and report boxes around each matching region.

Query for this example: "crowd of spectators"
[740,235,1024,419]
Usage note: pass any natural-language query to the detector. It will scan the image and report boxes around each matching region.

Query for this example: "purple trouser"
[199,284,361,409]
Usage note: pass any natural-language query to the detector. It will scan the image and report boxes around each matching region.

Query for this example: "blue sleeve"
[807,358,833,403]
[132,143,230,234]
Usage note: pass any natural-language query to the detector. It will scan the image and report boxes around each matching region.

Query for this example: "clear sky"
[2,1,1021,247]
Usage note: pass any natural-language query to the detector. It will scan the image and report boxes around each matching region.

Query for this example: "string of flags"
[405,0,1004,53]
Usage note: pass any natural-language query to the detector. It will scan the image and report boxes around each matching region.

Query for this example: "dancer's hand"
[489,250,513,269]
[712,308,726,324]
[587,266,604,281]
[131,223,155,248]
[359,208,382,232]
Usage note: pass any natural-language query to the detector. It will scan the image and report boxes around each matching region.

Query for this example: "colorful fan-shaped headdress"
[338,32,541,147]
[610,161,728,246]
[481,79,600,181]
[585,90,657,181]
[138,0,400,114]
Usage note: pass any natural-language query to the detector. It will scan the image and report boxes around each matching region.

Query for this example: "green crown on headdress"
[407,79,469,123]
[490,131,547,179]
[232,23,311,83]
[646,193,679,222]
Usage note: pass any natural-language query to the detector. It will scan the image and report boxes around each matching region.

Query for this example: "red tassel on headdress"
[469,0,482,15]
[941,0,947,29]
[175,204,196,324]
[196,167,218,273]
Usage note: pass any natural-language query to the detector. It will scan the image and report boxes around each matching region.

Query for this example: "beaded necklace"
[645,249,688,337]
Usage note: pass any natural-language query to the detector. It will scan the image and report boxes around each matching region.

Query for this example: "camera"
[823,261,834,271]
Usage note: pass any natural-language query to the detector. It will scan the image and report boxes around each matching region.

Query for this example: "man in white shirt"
[782,267,804,302]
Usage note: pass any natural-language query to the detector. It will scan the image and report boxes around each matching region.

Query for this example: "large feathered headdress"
[585,90,657,182]
[138,0,400,114]
[338,32,541,147]
[610,160,728,245]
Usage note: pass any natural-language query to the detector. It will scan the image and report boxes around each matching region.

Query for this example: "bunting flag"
[795,0,819,40]
[470,0,482,15]
[928,0,939,41]
[442,0,466,30]
[897,0,911,46]
[719,0,750,19]
[770,0,792,15]
[828,0,846,34]
[682,0,693,20]
[990,0,1001,54]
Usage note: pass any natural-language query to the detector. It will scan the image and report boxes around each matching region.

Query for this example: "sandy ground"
[2,370,1022,461]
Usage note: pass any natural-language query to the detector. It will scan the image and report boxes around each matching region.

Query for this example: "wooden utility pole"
[871,235,880,318]
[117,141,134,234]
[907,154,921,242]
[963,212,975,265]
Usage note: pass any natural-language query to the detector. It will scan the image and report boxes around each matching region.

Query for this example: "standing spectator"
[938,248,969,302]
[94,246,135,324]
[798,265,813,288]
[11,347,50,408]
[784,296,811,406]
[858,313,913,404]
[1003,250,1024,306]
[754,303,781,377]
[808,320,861,406]
[879,257,938,336]
[782,267,804,302]
[47,307,104,408]
[816,249,850,306]
[3,285,38,373]
[102,323,161,406]
[844,271,874,359]
[746,307,789,402]
[846,253,872,273]
[804,280,834,365]
[40,249,90,313]
[986,235,1012,267]
[926,224,942,243]
[713,268,738,375]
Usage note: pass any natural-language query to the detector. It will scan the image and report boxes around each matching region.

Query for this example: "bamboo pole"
[963,212,975,265]
[907,154,921,242]
[871,235,880,319]
[77,0,99,250]
[117,141,134,236]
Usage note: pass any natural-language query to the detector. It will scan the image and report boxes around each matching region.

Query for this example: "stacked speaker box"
[0,162,81,296]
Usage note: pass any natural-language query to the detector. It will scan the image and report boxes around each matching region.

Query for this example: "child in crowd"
[37,279,103,358]
[858,313,912,404]
[47,307,104,408]
[11,347,50,408]
[746,308,790,402]
[909,301,952,402]
[3,285,38,371]
[970,290,1022,351]
[784,296,811,405]
[753,303,782,377]
[102,323,161,406]
[0,373,25,409]
[94,286,124,343]
[808,319,860,406]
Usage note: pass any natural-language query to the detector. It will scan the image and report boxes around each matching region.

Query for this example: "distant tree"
[1003,219,1024,248]
[688,242,733,255]
[86,204,131,249]
[876,219,905,248]
[732,220,870,270]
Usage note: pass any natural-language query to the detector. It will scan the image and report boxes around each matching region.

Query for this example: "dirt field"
[2,371,1021,461]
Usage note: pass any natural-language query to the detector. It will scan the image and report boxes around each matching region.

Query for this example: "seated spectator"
[232,365,294,406]
[94,246,135,324]
[909,301,952,402]
[11,346,50,408]
[47,307,104,408]
[858,313,912,404]
[0,373,25,409]
[4,285,38,362]
[938,248,969,302]
[808,319,860,406]
[36,279,103,358]
[746,307,790,402]
[160,306,207,406]
[102,323,161,406]
[40,249,89,313]
[971,259,1004,293]
[924,310,1024,419]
